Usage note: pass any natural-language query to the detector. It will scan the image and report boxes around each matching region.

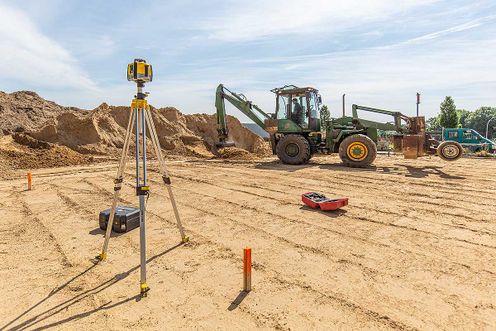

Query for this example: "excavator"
[215,84,463,167]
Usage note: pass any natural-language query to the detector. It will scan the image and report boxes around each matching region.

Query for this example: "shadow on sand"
[254,160,465,180]
[299,205,348,218]
[227,291,249,311]
[3,242,185,331]
[88,227,125,238]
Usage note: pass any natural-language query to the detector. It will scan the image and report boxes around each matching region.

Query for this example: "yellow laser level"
[127,58,153,83]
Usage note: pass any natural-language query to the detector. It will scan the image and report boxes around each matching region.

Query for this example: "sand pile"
[184,113,270,156]
[0,91,79,134]
[0,91,271,161]
[0,134,91,173]
[215,146,259,160]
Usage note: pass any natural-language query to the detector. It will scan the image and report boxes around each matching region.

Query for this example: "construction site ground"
[1,154,495,330]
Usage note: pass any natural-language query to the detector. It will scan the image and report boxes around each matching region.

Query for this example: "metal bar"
[221,85,271,118]
[142,107,147,184]
[139,194,147,288]
[165,186,186,241]
[135,108,140,187]
[100,108,135,260]
[216,84,270,130]
[118,110,135,176]
[144,109,167,175]
[144,108,187,242]
[342,94,345,118]
[486,117,494,139]
[416,92,420,117]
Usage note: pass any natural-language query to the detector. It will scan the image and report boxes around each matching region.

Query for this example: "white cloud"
[403,14,496,43]
[0,3,96,90]
[140,18,495,121]
[1,0,493,125]
[286,35,496,117]
[202,0,438,41]
[37,28,496,123]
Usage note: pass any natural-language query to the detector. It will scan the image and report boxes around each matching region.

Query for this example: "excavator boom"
[215,84,272,147]
[352,104,412,133]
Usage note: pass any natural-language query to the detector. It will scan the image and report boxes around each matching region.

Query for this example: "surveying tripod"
[96,59,188,296]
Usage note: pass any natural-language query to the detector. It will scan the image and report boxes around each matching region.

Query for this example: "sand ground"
[1,155,495,330]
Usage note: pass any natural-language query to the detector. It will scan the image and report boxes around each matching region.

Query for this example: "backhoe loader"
[215,84,463,167]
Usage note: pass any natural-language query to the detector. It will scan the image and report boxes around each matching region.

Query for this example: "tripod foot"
[182,236,190,243]
[140,282,150,297]
[96,252,107,262]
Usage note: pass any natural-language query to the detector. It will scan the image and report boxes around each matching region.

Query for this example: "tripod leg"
[144,108,188,242]
[97,109,135,261]
[138,193,149,295]
[137,107,150,296]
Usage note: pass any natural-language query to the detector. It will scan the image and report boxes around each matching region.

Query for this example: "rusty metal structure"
[346,105,463,161]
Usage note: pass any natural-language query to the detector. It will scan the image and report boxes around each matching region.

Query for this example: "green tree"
[464,107,496,138]
[427,105,496,139]
[439,96,458,128]
[320,104,330,130]
[426,115,441,131]
[457,109,470,128]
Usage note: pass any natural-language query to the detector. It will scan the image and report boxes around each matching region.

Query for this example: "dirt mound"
[215,146,259,160]
[0,91,79,135]
[0,134,92,173]
[0,91,271,161]
[31,105,127,155]
[12,132,51,149]
[184,113,270,156]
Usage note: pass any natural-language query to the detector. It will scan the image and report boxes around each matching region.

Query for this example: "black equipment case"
[99,206,140,233]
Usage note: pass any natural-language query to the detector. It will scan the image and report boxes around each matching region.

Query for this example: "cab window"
[276,95,289,119]
[290,94,308,127]
[448,131,458,139]
[463,131,475,140]
[308,92,320,119]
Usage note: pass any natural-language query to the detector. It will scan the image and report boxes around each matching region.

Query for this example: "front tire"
[276,134,311,165]
[437,141,463,161]
[339,134,377,167]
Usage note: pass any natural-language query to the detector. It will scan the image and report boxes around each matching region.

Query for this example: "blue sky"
[0,0,495,122]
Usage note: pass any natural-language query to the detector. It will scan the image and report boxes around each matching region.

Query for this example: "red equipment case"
[302,192,348,211]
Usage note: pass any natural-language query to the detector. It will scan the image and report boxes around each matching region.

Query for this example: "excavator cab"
[272,85,321,132]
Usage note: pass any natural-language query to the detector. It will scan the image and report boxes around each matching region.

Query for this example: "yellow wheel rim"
[347,142,368,161]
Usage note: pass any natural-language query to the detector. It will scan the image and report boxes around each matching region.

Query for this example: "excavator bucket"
[215,140,236,148]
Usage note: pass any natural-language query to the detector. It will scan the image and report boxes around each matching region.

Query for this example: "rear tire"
[276,134,311,165]
[437,141,463,161]
[339,134,377,168]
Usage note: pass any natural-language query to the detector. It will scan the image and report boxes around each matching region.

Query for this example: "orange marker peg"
[27,172,32,190]
[243,247,252,292]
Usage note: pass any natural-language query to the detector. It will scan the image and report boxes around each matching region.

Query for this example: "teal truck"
[443,128,495,152]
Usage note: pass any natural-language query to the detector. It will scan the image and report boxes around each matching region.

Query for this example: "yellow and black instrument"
[127,58,153,83]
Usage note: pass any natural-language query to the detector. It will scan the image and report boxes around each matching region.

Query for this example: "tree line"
[319,97,496,140]
[427,96,496,139]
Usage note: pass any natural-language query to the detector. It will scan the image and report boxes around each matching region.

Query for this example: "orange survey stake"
[243,247,252,292]
[27,172,32,190]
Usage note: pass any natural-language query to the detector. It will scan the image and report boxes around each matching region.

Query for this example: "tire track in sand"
[81,174,419,330]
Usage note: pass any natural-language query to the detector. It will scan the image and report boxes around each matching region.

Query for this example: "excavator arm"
[215,84,272,146]
[352,104,412,133]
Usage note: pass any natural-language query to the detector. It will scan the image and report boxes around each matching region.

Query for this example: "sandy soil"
[1,154,495,330]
